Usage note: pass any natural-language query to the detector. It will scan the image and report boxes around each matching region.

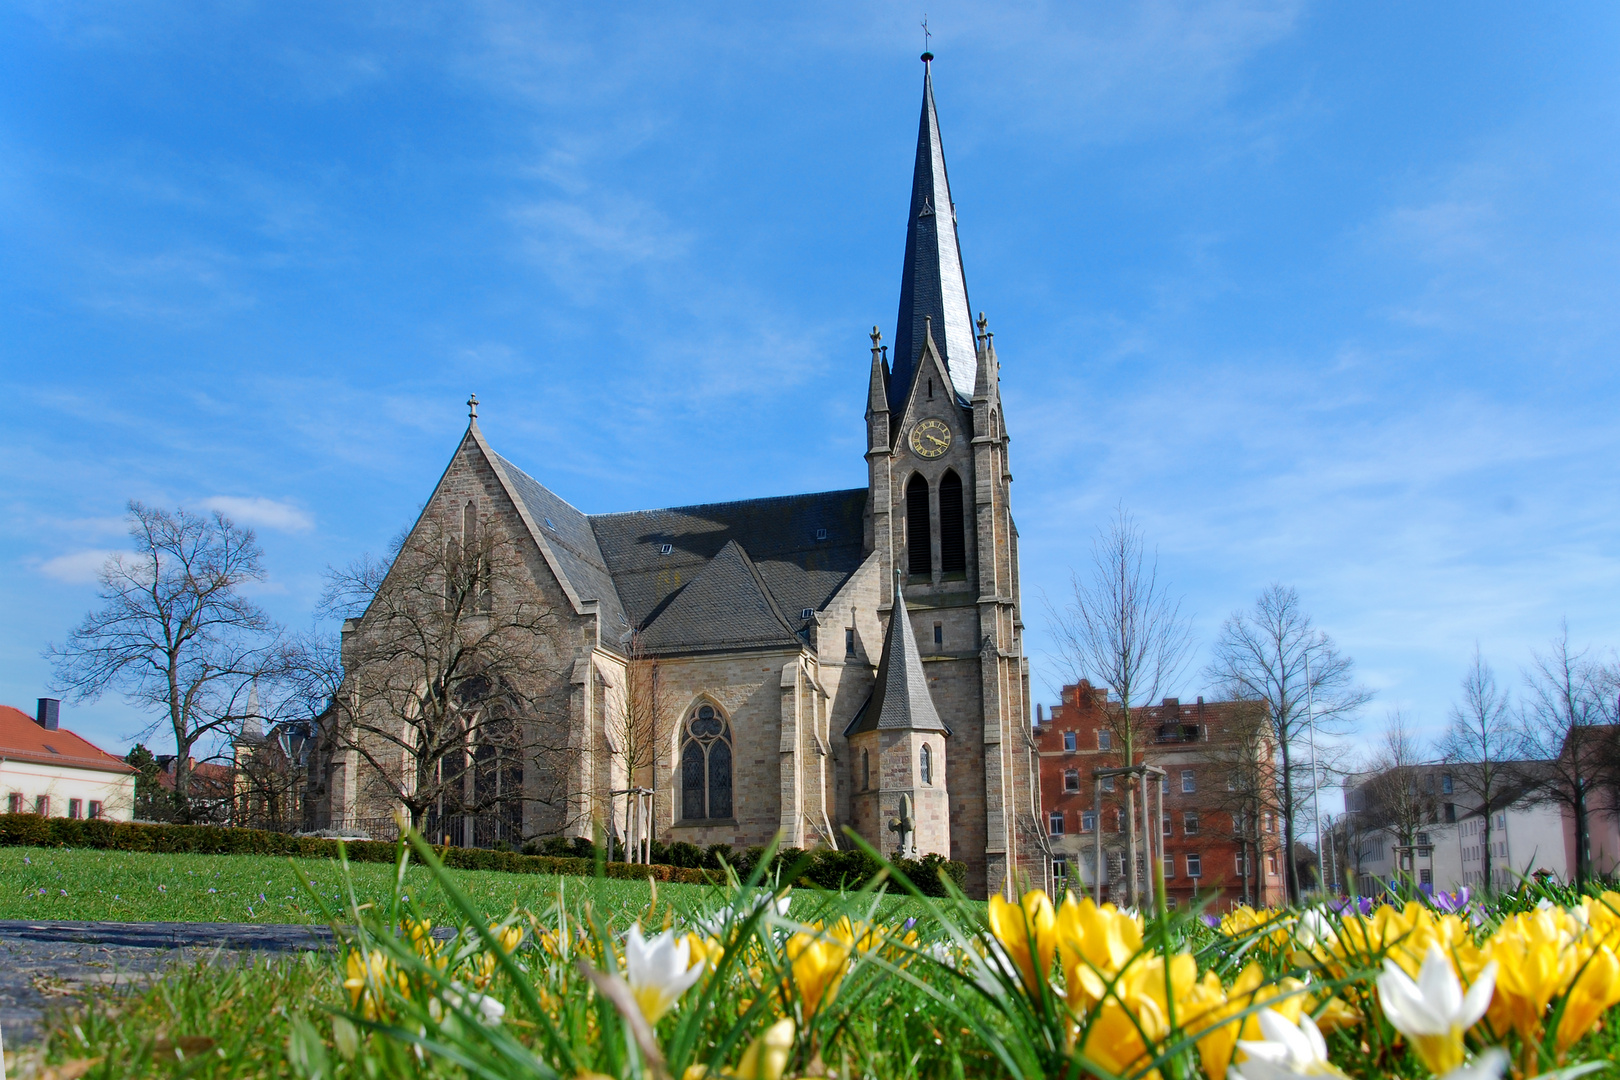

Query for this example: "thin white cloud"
[200,496,314,533]
[38,549,119,584]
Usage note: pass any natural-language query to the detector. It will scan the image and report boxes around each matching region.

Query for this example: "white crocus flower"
[624,923,704,1024]
[1376,944,1496,1077]
[443,982,506,1026]
[1228,1008,1349,1080]
[1295,908,1337,950]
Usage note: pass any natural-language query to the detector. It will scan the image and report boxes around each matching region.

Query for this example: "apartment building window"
[1098,730,1112,751]
[1417,832,1431,845]
[1268,854,1279,875]
[1181,770,1195,793]
[1081,811,1097,833]
[35,796,49,816]
[1064,769,1080,793]
[1160,772,1169,794]
[1063,731,1078,752]
[1166,897,1179,910]
[1235,851,1247,876]
[1052,857,1069,882]
[1186,854,1202,878]
[1163,854,1175,878]
[1441,773,1453,795]
[1183,812,1200,835]
[1444,803,1456,823]
[1049,811,1065,836]
[68,799,82,819]
[1420,868,1432,886]
[88,800,102,819]
[1101,775,1115,792]
[1264,812,1276,833]
[7,793,22,814]
[1162,814,1172,837]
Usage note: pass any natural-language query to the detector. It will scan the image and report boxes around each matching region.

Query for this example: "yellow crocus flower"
[785,930,852,1021]
[988,889,1058,996]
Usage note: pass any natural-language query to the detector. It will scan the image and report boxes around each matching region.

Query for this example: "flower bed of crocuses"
[275,831,1620,1080]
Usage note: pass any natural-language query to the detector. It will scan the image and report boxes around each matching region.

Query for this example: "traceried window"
[920,743,933,785]
[681,704,733,821]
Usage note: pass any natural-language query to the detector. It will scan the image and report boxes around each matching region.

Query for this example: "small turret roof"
[845,577,949,736]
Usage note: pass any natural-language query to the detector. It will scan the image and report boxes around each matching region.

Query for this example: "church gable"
[637,539,802,654]
[894,329,972,448]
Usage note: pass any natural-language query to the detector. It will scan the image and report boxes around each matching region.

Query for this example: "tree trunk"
[1278,726,1298,904]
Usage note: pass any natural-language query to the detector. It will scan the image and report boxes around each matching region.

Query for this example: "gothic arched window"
[920,743,933,785]
[906,475,932,576]
[938,470,966,575]
[681,703,732,820]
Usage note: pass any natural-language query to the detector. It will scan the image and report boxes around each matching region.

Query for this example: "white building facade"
[1,700,135,822]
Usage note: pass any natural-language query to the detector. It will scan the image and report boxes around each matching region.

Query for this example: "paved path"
[0,920,412,1047]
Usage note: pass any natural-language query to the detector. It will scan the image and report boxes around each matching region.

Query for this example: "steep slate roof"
[845,579,949,736]
[485,448,867,656]
[590,489,868,640]
[891,56,976,410]
[490,450,631,636]
[636,540,801,653]
[0,705,135,773]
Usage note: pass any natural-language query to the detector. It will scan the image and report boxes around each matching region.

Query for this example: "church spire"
[892,52,976,411]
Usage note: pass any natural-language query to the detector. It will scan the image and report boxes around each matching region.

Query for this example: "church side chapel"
[313,56,1040,900]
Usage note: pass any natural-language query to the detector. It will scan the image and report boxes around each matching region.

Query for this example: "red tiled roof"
[0,705,136,774]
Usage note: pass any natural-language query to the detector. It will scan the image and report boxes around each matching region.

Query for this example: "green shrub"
[0,813,967,896]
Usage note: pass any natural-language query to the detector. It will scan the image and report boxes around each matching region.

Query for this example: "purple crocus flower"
[1200,914,1220,928]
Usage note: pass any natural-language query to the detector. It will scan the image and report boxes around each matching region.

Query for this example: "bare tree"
[602,631,673,860]
[47,502,286,821]
[1436,646,1520,891]
[1513,626,1616,888]
[325,509,569,839]
[1199,700,1278,906]
[1047,507,1193,907]
[1358,711,1440,889]
[1205,584,1369,903]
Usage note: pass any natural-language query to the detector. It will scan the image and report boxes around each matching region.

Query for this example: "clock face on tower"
[909,418,952,459]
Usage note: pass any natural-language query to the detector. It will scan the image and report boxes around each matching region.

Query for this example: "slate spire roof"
[891,55,977,410]
[845,574,949,736]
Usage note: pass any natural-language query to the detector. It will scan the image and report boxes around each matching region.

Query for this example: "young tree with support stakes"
[1437,645,1521,892]
[1205,584,1369,904]
[1047,507,1192,910]
[48,502,288,823]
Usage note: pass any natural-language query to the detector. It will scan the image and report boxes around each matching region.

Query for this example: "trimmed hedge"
[0,814,969,897]
[0,813,715,885]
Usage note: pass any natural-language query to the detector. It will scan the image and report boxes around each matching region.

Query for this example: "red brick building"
[1034,681,1287,911]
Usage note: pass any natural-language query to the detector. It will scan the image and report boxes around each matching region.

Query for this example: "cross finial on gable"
[976,311,988,338]
[467,394,479,421]
[871,325,882,348]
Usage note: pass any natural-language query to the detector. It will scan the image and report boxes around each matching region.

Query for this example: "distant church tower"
[855,54,1034,895]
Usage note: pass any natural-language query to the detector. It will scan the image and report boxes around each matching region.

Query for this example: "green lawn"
[0,844,720,926]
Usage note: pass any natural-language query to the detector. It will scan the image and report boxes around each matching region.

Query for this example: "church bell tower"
[859,54,1034,899]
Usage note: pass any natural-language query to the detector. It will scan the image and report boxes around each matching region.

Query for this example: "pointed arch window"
[920,743,933,785]
[938,470,966,575]
[681,703,733,821]
[906,475,932,577]
[862,749,871,791]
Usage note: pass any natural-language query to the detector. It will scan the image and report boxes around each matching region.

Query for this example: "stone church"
[315,58,1040,899]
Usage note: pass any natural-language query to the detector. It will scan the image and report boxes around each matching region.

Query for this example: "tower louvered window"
[681,704,732,821]
[938,470,966,574]
[906,475,931,576]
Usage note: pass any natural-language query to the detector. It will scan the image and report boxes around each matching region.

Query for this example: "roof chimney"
[36,698,60,730]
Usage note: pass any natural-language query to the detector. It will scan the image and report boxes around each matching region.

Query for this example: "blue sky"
[3,2,1618,778]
